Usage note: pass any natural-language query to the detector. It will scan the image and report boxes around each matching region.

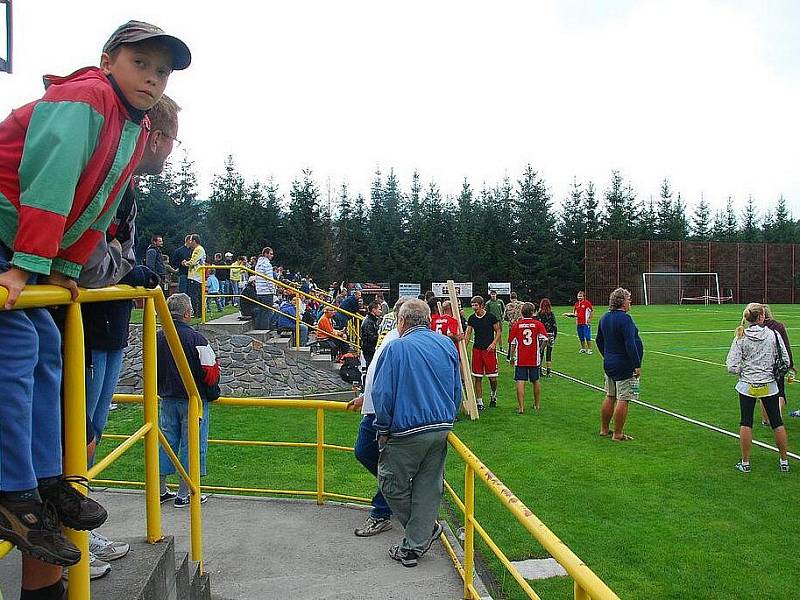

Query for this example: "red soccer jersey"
[574,299,593,325]
[431,314,460,341]
[509,318,549,367]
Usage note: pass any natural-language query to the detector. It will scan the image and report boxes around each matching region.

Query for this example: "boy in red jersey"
[430,301,463,345]
[563,290,594,354]
[508,303,549,414]
[0,20,190,598]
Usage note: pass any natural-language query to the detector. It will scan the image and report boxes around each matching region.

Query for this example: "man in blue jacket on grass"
[596,287,643,442]
[372,299,461,568]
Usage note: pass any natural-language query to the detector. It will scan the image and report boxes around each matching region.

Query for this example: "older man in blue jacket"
[372,298,461,568]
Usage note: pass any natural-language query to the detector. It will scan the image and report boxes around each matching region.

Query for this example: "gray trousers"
[377,429,449,553]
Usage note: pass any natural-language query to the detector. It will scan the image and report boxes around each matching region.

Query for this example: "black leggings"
[739,393,783,429]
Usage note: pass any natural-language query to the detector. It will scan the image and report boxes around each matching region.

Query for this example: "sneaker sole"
[92,545,131,561]
[0,525,81,567]
[60,509,108,531]
[421,521,444,555]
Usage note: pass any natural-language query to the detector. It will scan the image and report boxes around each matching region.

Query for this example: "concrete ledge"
[90,536,175,600]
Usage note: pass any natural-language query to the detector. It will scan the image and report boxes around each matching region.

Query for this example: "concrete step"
[90,535,176,600]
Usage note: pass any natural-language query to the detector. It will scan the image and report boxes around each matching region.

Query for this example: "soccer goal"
[641,272,721,306]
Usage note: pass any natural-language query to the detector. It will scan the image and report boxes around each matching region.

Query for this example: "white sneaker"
[90,530,130,561]
[587,349,593,355]
[108,403,119,411]
[579,349,586,353]
[63,552,111,580]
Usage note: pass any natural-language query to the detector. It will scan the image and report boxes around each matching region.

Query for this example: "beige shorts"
[604,374,637,402]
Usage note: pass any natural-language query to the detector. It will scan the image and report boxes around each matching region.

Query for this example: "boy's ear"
[100,52,113,73]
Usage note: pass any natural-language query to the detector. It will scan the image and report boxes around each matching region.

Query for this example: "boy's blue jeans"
[85,348,125,449]
[354,414,392,520]
[159,397,210,477]
[0,245,62,491]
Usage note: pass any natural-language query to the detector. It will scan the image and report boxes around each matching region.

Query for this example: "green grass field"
[99,303,800,599]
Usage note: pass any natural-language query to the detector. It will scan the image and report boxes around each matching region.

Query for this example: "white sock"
[477,397,484,405]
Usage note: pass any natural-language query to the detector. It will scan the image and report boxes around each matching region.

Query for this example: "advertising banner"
[348,282,391,293]
[432,282,473,298]
[398,283,421,297]
[488,282,512,295]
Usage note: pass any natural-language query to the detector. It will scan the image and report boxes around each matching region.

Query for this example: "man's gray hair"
[609,287,631,310]
[398,298,431,329]
[167,293,193,318]
[393,295,414,314]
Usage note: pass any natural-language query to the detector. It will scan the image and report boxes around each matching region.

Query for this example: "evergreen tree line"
[135,154,798,304]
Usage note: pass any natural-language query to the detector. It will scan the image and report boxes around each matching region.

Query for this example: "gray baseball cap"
[103,20,191,71]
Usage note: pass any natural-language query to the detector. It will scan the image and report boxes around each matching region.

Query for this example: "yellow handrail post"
[316,408,325,505]
[574,582,590,600]
[200,275,207,324]
[142,297,163,543]
[464,464,475,600]
[294,295,301,350]
[63,303,90,600]
[188,390,203,569]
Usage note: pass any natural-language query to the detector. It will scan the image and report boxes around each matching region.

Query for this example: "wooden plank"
[447,279,479,420]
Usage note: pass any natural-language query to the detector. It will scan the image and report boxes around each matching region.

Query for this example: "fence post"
[63,303,90,600]
[464,464,475,599]
[316,408,325,505]
[142,297,163,543]
[200,272,207,324]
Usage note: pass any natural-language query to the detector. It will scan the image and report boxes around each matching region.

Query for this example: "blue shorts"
[577,324,592,342]
[514,366,540,382]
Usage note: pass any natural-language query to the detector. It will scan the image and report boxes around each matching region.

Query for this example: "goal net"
[641,272,723,305]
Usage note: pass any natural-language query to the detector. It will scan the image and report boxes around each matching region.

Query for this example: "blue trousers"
[354,414,391,520]
[0,246,62,491]
[178,274,188,294]
[159,397,210,477]
[85,348,125,446]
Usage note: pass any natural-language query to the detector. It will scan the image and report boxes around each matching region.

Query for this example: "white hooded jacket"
[726,324,788,385]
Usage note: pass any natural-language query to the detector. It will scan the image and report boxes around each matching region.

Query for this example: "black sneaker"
[489,398,497,408]
[160,490,177,504]
[0,496,81,566]
[38,476,107,531]
[421,520,444,555]
[388,544,418,567]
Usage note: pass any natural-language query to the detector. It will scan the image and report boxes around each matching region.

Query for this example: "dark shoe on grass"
[0,496,81,566]
[38,475,107,531]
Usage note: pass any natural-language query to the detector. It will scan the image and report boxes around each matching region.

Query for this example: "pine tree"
[691,194,712,240]
[764,195,795,243]
[655,178,673,239]
[454,178,477,280]
[601,171,637,239]
[284,169,327,278]
[556,178,587,297]
[740,195,760,242]
[334,183,370,281]
[584,181,601,239]
[637,196,656,239]
[713,197,739,242]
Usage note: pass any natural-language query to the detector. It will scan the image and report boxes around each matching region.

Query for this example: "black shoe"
[421,520,444,555]
[389,544,418,567]
[38,476,107,531]
[489,398,497,408]
[0,496,81,566]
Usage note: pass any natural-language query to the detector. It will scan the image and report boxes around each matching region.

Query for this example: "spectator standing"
[217,252,233,306]
[157,294,219,506]
[360,301,383,367]
[372,300,460,567]
[596,288,643,441]
[229,256,246,306]
[465,295,502,410]
[763,305,793,421]
[376,293,390,318]
[145,235,167,286]
[238,276,259,321]
[508,303,549,414]
[172,235,192,294]
[537,298,558,377]
[564,290,594,354]
[205,269,223,313]
[503,292,524,326]
[182,234,206,316]
[255,247,276,329]
[346,297,412,538]
[726,303,790,472]
[486,290,506,352]
[334,289,361,330]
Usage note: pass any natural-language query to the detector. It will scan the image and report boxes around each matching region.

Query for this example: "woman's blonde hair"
[735,302,764,337]
[763,304,773,320]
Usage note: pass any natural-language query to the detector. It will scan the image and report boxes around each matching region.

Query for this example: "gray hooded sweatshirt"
[726,324,788,385]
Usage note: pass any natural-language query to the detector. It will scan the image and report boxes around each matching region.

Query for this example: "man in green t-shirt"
[486,290,506,352]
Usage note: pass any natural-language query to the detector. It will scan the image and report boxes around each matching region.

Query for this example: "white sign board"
[433,282,473,298]
[398,282,421,297]
[488,282,512,295]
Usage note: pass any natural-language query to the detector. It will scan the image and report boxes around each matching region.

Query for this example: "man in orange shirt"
[317,306,350,358]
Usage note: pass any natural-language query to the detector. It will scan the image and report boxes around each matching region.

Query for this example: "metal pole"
[142,297,163,543]
[464,464,475,600]
[574,582,590,600]
[63,303,89,600]
[316,408,325,505]
[200,271,207,324]
[642,273,648,306]
[188,388,203,567]
[295,295,301,350]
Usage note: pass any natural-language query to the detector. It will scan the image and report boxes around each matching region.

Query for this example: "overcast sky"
[3,1,799,217]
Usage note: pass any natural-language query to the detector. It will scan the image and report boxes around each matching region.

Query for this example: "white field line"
[640,328,800,335]
[650,350,726,367]
[554,370,800,461]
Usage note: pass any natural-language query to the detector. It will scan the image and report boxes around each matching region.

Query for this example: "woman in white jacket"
[726,303,790,472]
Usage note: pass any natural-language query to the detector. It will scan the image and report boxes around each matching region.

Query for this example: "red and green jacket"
[0,66,149,277]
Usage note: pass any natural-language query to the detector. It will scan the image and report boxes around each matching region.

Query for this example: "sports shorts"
[604,374,637,402]
[577,324,592,342]
[514,366,540,382]
[471,347,498,377]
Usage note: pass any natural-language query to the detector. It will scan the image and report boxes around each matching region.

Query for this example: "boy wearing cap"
[0,19,190,599]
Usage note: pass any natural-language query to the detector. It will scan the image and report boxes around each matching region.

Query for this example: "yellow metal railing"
[97,395,619,600]
[199,265,363,350]
[0,285,206,600]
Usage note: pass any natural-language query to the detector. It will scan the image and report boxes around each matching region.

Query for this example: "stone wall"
[117,325,348,397]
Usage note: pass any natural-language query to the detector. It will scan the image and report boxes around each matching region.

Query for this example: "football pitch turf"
[101,303,800,599]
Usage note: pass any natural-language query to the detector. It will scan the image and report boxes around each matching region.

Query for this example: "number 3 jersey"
[508,318,549,367]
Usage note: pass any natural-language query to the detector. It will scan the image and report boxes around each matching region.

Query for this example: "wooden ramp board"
[447,279,479,420]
